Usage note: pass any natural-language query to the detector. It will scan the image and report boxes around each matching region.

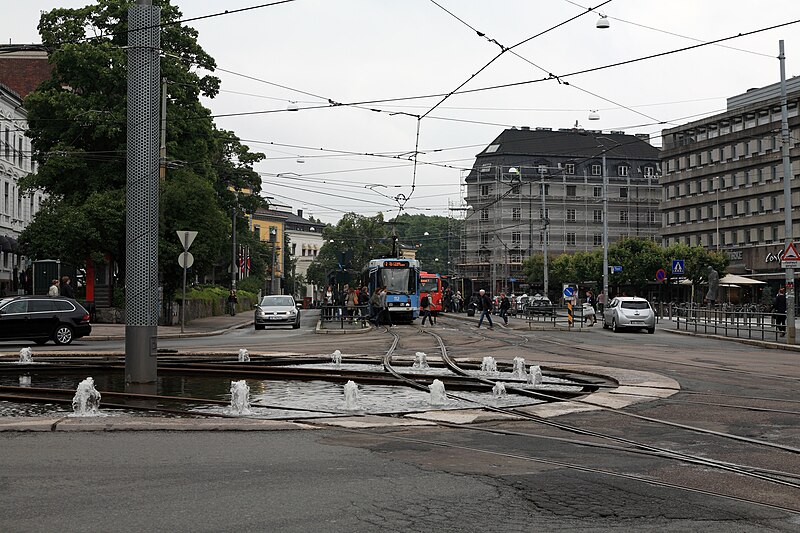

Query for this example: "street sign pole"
[779,41,795,344]
[177,231,198,334]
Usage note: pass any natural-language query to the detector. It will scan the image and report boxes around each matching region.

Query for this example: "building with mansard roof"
[458,127,661,296]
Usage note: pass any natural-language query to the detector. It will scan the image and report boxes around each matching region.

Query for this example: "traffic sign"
[176,230,198,251]
[656,268,667,282]
[611,265,623,273]
[563,287,574,298]
[178,251,194,268]
[781,241,800,268]
[672,259,685,275]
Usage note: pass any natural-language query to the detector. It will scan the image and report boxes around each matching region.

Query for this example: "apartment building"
[660,76,800,277]
[459,127,661,294]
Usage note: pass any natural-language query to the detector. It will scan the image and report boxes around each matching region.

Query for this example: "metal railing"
[523,304,597,329]
[320,304,372,329]
[674,307,785,341]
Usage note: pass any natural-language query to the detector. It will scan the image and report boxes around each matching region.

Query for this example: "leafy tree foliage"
[392,213,460,273]
[19,0,265,298]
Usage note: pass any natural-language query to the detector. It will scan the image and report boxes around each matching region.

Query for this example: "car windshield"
[621,301,650,310]
[260,296,294,307]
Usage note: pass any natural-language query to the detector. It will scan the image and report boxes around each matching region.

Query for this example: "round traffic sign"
[178,251,194,268]
[563,287,574,298]
[656,268,666,282]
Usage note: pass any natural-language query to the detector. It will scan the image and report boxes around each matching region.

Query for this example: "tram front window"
[380,268,411,294]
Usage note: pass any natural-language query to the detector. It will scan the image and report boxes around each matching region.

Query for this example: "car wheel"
[647,327,655,334]
[602,318,609,329]
[255,324,265,331]
[612,317,621,333]
[54,324,74,345]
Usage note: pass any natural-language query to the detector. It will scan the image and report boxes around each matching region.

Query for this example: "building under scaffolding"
[457,127,662,297]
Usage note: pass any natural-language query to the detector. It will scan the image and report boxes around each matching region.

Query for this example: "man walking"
[476,289,494,329]
[498,292,511,326]
[773,287,787,337]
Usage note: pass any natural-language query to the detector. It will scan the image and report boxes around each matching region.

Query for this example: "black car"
[0,296,92,345]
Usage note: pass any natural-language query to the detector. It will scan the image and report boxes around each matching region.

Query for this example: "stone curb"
[83,320,254,341]
[665,326,800,352]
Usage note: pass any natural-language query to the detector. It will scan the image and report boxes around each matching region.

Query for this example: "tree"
[306,213,392,287]
[19,0,265,299]
[392,213,459,272]
[608,238,666,295]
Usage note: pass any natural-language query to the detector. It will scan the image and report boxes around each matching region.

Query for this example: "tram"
[420,271,444,313]
[362,258,421,322]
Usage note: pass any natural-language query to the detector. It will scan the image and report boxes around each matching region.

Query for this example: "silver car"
[602,296,655,334]
[254,295,300,330]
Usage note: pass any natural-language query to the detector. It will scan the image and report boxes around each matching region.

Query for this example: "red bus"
[420,272,443,312]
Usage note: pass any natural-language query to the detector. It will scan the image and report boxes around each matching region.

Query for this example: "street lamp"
[270,227,278,295]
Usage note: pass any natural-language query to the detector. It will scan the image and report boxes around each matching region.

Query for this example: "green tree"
[392,213,459,272]
[19,0,265,299]
[608,238,666,294]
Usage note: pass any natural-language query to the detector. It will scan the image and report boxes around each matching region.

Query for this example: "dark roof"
[476,128,659,161]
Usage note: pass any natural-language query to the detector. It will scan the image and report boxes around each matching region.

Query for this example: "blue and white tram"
[362,258,421,323]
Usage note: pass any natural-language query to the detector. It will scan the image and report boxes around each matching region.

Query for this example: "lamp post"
[270,227,278,295]
[602,152,609,305]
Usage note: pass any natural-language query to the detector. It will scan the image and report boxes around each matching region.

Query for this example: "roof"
[476,128,659,161]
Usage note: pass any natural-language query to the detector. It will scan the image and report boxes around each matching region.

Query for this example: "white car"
[602,296,655,334]
[254,295,301,330]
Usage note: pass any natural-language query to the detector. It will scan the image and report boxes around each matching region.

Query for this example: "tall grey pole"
[125,0,160,385]
[270,230,277,295]
[541,179,549,298]
[231,205,237,289]
[602,153,609,305]
[779,40,795,344]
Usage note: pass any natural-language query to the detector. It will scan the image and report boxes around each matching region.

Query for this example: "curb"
[84,320,254,341]
[315,320,373,335]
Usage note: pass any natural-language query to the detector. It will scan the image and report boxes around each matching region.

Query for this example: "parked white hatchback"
[602,296,655,334]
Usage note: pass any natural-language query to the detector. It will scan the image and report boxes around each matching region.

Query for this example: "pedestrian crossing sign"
[672,259,685,275]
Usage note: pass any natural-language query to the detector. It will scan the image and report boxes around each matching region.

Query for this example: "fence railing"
[522,304,599,329]
[674,307,785,341]
[319,304,371,329]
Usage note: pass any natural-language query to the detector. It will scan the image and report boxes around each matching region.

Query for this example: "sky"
[3,0,800,224]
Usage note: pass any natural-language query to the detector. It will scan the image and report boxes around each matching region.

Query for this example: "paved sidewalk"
[87,313,254,341]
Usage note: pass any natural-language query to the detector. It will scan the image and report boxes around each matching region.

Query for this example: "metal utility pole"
[779,40,796,344]
[125,0,160,385]
[270,228,278,295]
[602,153,609,305]
[231,203,237,290]
[541,179,549,298]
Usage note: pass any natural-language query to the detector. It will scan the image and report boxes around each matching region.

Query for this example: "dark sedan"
[0,296,92,345]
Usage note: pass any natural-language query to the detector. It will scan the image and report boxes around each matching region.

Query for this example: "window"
[512,232,521,244]
[3,183,8,214]
[593,186,602,197]
[480,232,489,245]
[619,210,629,222]
[566,233,576,245]
[593,209,602,222]
[538,164,547,174]
[648,211,656,224]
[480,184,490,196]
[510,251,522,263]
[618,165,629,177]
[593,234,602,246]
[480,209,489,221]
[485,144,499,153]
[591,164,602,176]
[566,185,577,197]
[539,208,549,220]
[512,208,521,220]
[566,208,576,222]
[564,163,575,175]
[643,166,655,177]
[619,187,628,198]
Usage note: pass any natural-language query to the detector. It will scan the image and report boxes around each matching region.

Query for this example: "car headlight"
[405,302,410,307]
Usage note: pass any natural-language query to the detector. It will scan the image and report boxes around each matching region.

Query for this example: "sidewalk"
[87,313,254,341]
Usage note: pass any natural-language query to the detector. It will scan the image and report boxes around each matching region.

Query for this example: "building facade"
[459,127,661,295]
[660,76,800,279]
[280,208,323,301]
[251,208,286,294]
[0,83,45,293]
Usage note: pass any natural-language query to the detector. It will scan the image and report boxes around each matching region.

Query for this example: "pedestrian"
[597,290,606,313]
[369,287,382,324]
[48,278,60,297]
[227,289,238,316]
[420,292,433,326]
[358,286,369,318]
[380,286,394,328]
[476,289,494,329]
[345,286,356,320]
[498,292,511,326]
[773,287,787,337]
[60,275,75,298]
[584,289,597,326]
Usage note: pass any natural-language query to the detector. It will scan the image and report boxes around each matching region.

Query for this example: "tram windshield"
[380,268,413,294]
[420,278,439,293]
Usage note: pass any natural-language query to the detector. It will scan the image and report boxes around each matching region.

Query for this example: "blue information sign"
[672,259,685,275]
[563,287,574,298]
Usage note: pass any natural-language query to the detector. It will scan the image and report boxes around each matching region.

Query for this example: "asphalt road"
[2,313,800,531]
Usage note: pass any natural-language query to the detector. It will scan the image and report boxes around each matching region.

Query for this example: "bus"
[362,258,421,323]
[420,272,443,313]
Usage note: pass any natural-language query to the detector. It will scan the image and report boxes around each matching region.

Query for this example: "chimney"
[297,208,303,218]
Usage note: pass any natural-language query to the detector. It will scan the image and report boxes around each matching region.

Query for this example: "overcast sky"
[3,0,800,223]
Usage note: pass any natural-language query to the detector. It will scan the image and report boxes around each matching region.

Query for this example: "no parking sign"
[656,268,667,282]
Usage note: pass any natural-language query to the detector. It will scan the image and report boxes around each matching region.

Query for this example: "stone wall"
[92,296,254,325]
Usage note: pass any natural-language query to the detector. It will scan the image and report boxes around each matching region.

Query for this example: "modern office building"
[660,76,800,278]
[458,127,661,294]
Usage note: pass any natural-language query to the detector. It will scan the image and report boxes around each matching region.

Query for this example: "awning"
[719,274,766,285]
[0,236,11,252]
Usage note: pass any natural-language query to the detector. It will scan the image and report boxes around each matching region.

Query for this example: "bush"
[236,276,265,295]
